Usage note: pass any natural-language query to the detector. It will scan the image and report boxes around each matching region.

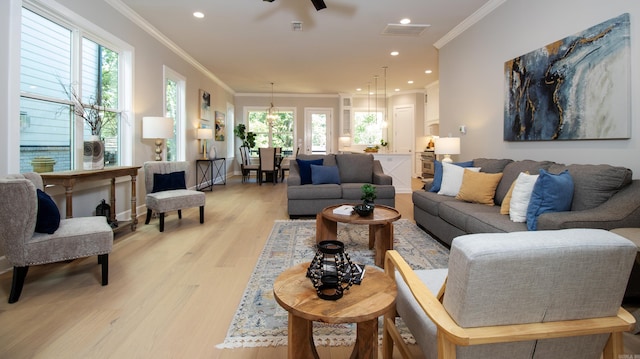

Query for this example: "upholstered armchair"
[143,161,205,232]
[0,172,113,303]
[384,229,637,359]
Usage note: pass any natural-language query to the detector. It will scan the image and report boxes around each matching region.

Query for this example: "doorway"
[304,108,333,155]
[393,105,414,154]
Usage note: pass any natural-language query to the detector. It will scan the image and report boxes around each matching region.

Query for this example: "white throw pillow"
[438,162,481,197]
[509,172,540,222]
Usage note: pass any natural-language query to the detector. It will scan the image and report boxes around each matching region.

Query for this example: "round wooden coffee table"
[316,204,401,268]
[273,262,397,359]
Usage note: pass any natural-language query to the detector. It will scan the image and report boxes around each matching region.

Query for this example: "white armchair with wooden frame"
[383,229,637,359]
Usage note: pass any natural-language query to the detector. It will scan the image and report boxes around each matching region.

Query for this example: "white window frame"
[163,65,186,161]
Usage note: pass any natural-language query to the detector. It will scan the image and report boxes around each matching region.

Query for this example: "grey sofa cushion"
[494,160,555,205]
[412,190,459,217]
[296,154,337,166]
[473,158,513,174]
[287,183,342,200]
[336,154,373,183]
[547,163,632,211]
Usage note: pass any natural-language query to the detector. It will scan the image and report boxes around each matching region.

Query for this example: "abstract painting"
[504,13,630,141]
[199,89,211,121]
[215,111,225,141]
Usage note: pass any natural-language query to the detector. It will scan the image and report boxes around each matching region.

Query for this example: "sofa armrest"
[372,160,393,185]
[537,180,640,230]
[287,160,301,186]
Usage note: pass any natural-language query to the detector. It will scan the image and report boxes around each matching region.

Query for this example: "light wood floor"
[0,175,638,358]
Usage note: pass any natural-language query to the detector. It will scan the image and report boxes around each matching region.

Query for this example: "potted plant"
[354,184,376,216]
[234,124,256,149]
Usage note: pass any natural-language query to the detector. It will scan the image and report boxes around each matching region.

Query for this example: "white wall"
[439,0,640,178]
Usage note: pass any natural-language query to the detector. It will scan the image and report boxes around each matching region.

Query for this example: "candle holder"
[307,240,359,300]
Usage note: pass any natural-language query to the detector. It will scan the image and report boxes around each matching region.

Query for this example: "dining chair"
[258,147,278,185]
[279,146,300,181]
[239,146,259,183]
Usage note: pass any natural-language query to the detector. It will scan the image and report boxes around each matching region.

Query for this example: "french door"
[304,108,333,155]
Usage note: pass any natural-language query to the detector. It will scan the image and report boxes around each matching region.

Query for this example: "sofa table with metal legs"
[196,158,226,191]
[273,262,397,359]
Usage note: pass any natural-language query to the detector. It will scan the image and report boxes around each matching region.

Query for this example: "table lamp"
[434,137,460,163]
[197,128,214,159]
[142,117,174,161]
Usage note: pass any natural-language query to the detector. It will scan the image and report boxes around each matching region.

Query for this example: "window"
[353,110,383,145]
[19,5,130,172]
[246,108,294,156]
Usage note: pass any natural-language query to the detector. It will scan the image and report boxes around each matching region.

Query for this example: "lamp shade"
[197,128,213,140]
[142,117,174,139]
[434,137,460,155]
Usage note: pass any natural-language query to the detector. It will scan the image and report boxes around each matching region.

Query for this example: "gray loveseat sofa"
[413,158,640,246]
[287,153,395,217]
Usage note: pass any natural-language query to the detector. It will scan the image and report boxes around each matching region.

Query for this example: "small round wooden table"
[316,204,401,268]
[273,262,397,359]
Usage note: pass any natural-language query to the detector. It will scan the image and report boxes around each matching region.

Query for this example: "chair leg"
[145,209,152,224]
[159,213,165,232]
[9,266,29,304]
[178,210,182,219]
[200,206,204,223]
[99,254,109,286]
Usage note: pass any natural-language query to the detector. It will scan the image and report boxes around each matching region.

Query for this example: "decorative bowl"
[353,203,374,216]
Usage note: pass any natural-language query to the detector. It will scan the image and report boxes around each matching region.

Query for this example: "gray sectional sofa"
[413,158,640,246]
[287,153,395,217]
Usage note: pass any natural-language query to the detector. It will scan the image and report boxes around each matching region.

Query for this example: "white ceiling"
[116,0,494,95]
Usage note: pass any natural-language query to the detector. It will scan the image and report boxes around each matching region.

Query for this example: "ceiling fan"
[263,0,327,11]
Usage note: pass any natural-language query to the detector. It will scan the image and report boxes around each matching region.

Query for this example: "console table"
[40,166,141,232]
[196,158,226,191]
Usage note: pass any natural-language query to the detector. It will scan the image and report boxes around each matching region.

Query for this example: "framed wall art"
[199,89,211,122]
[504,13,630,141]
[215,111,225,141]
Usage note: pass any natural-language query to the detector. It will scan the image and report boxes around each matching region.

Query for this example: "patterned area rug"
[217,219,449,348]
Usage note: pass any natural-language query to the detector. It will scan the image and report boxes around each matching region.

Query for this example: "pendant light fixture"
[266,82,279,125]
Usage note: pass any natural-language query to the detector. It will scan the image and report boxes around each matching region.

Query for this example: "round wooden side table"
[316,204,401,268]
[273,262,397,359]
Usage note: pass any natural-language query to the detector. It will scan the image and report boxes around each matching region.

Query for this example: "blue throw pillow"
[296,159,323,185]
[429,160,474,192]
[35,189,61,234]
[526,169,574,231]
[311,164,341,185]
[152,171,187,193]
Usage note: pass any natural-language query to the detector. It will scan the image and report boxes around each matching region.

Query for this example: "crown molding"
[105,0,235,95]
[434,0,507,49]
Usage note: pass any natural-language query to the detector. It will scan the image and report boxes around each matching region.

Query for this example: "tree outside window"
[353,111,383,146]
[247,110,294,156]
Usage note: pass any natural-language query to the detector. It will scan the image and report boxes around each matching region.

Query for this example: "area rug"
[217,219,449,348]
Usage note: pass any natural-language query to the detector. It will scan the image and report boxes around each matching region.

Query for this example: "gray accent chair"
[384,229,636,359]
[144,161,205,232]
[0,172,113,303]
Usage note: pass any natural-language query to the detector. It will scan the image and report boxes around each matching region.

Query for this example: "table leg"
[351,318,378,359]
[289,313,319,359]
[372,223,394,268]
[64,185,73,218]
[130,174,138,231]
[316,213,337,244]
[110,178,117,224]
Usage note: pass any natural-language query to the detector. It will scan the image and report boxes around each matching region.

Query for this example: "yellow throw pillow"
[500,171,529,215]
[456,170,504,205]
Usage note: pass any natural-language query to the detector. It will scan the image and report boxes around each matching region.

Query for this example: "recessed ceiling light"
[356,88,362,91]
[407,80,414,84]
[425,70,433,74]
[193,11,204,18]
[390,51,399,56]
[400,18,411,25]
[395,88,400,92]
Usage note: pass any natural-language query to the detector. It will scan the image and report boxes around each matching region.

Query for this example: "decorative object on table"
[30,157,56,173]
[363,145,379,153]
[360,183,376,204]
[233,123,256,149]
[332,204,354,215]
[196,127,213,160]
[306,240,359,300]
[214,111,226,141]
[427,137,435,150]
[353,203,374,217]
[434,137,460,163]
[504,13,630,141]
[218,219,449,349]
[380,139,389,151]
[142,116,174,161]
